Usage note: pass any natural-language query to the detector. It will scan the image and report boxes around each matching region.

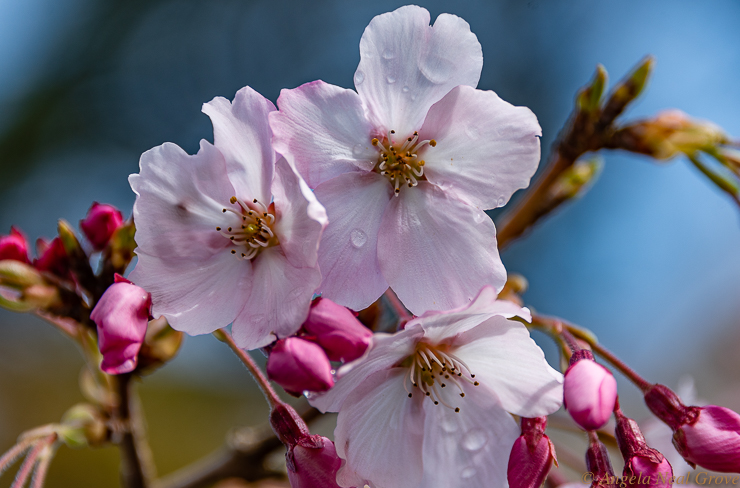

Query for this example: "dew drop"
[352,143,367,157]
[402,85,410,93]
[496,196,506,207]
[461,467,477,479]
[465,125,480,140]
[440,418,458,433]
[382,48,395,60]
[461,430,488,452]
[350,229,367,248]
[386,75,397,84]
[251,313,266,325]
[354,70,365,86]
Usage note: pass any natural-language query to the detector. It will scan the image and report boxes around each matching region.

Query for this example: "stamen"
[216,197,278,260]
[403,343,477,411]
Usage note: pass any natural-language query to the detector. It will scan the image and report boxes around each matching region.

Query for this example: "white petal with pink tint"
[202,86,276,204]
[419,383,519,488]
[314,172,393,311]
[231,247,321,349]
[454,318,564,418]
[356,5,482,136]
[378,182,506,315]
[334,369,425,488]
[420,85,542,210]
[272,158,327,268]
[271,81,377,188]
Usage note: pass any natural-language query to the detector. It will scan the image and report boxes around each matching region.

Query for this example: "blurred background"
[1,0,740,486]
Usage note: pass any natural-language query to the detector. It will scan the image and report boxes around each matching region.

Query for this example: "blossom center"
[403,342,478,412]
[216,196,279,260]
[371,130,435,196]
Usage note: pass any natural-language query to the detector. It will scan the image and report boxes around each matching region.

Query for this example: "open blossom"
[129,86,327,349]
[309,287,562,488]
[270,5,541,315]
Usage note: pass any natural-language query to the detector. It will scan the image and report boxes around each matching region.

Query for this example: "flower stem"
[383,288,411,326]
[214,329,282,409]
[530,315,652,391]
[117,374,151,488]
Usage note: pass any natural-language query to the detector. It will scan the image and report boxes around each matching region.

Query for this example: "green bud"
[549,157,602,201]
[21,284,60,309]
[0,260,44,288]
[137,317,184,373]
[57,219,83,257]
[577,64,608,114]
[602,56,655,122]
[59,403,108,448]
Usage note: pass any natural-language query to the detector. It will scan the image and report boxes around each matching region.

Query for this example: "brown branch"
[116,374,152,488]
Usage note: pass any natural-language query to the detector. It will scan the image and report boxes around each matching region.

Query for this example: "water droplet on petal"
[386,75,397,84]
[402,85,410,93]
[461,467,477,479]
[352,143,367,157]
[440,418,458,433]
[461,430,488,452]
[354,70,365,86]
[465,125,480,140]
[350,229,367,248]
[382,48,395,60]
[250,313,266,325]
[497,196,506,207]
[419,55,455,85]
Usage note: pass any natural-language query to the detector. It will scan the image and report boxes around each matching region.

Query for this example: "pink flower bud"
[34,237,69,277]
[586,433,617,488]
[0,227,30,263]
[615,408,673,488]
[267,337,334,395]
[673,405,740,473]
[287,436,342,488]
[302,298,372,362]
[563,352,618,430]
[90,278,151,375]
[507,417,557,488]
[80,202,124,250]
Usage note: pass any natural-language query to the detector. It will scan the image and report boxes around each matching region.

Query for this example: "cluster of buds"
[266,297,372,395]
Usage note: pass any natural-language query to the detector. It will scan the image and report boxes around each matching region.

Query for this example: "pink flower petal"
[202,86,276,204]
[419,383,519,488]
[271,80,377,188]
[314,172,393,311]
[129,249,251,336]
[454,318,564,418]
[130,141,236,260]
[231,247,321,349]
[309,327,422,414]
[377,182,506,315]
[420,85,542,210]
[272,158,327,268]
[356,5,482,137]
[334,369,425,488]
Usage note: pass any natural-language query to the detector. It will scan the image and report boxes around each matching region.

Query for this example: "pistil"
[372,130,436,195]
[216,196,278,260]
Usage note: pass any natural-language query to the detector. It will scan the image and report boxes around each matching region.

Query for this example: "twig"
[116,374,151,488]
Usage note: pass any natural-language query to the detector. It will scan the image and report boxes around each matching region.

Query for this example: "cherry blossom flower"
[309,287,562,488]
[129,86,327,349]
[270,5,541,315]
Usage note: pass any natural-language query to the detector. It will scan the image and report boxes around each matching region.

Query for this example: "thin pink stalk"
[10,436,52,488]
[0,438,34,479]
[29,443,55,488]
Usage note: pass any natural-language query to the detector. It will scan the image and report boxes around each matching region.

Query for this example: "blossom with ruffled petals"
[129,87,327,349]
[309,287,562,488]
[270,6,541,315]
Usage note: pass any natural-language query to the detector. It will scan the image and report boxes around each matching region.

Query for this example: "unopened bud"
[90,277,152,375]
[550,158,602,201]
[80,202,124,251]
[0,259,44,288]
[586,433,617,488]
[267,337,334,395]
[564,351,618,430]
[0,227,30,263]
[21,284,60,309]
[577,65,607,115]
[287,436,342,488]
[602,56,654,122]
[507,417,557,488]
[136,316,184,372]
[59,403,108,448]
[615,408,673,487]
[302,298,372,362]
[34,237,70,277]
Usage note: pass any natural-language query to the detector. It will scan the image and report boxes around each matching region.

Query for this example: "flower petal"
[454,318,564,417]
[314,172,393,311]
[129,249,251,336]
[377,182,506,315]
[272,158,327,268]
[202,86,276,204]
[309,327,422,413]
[334,369,425,488]
[231,247,321,349]
[356,5,482,136]
[420,85,542,210]
[129,141,236,260]
[271,80,377,188]
[419,384,519,488]
[409,286,530,345]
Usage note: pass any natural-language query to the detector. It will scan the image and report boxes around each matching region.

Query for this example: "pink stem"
[29,444,54,488]
[10,435,54,488]
[0,439,34,478]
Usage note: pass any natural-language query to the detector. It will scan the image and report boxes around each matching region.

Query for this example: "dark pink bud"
[80,202,124,250]
[586,433,617,488]
[0,227,30,263]
[267,337,334,395]
[564,352,617,430]
[615,408,673,487]
[287,436,342,488]
[90,280,151,375]
[507,417,557,488]
[673,405,740,473]
[302,297,372,362]
[34,237,69,277]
